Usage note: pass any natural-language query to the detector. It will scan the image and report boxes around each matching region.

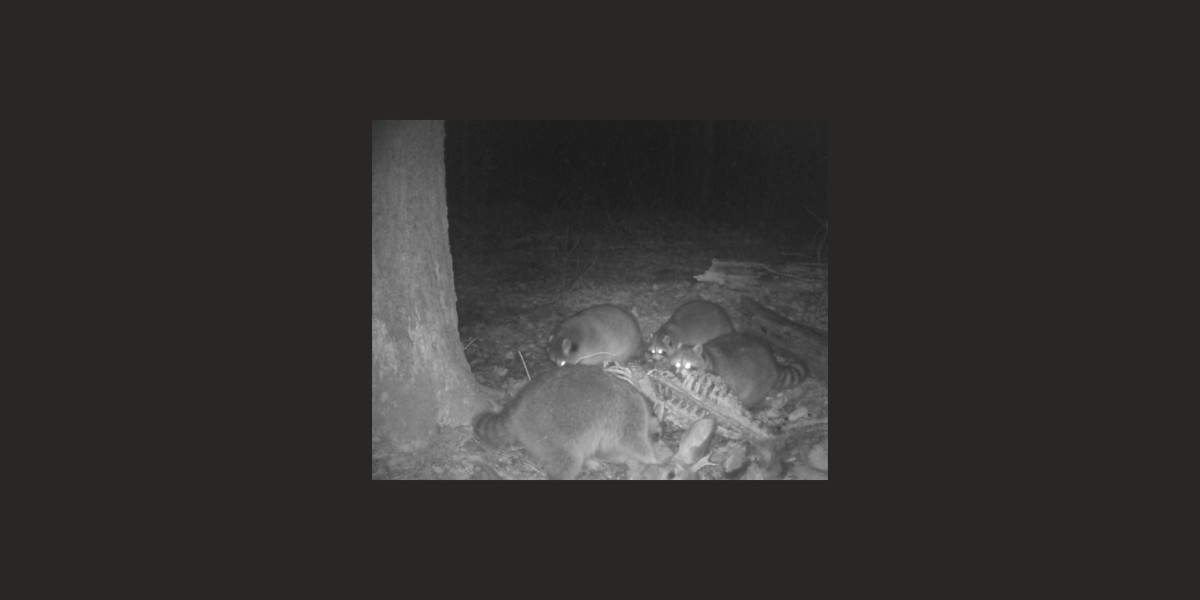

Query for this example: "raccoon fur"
[649,300,735,360]
[548,304,643,366]
[472,365,660,480]
[670,332,807,410]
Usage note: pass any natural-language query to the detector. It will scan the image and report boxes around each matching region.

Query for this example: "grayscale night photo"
[373,120,828,480]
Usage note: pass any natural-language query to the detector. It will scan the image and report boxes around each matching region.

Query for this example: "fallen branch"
[694,259,826,293]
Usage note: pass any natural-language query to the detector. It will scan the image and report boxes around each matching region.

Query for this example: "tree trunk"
[372,120,489,454]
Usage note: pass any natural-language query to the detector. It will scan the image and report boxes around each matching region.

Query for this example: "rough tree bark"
[372,120,490,454]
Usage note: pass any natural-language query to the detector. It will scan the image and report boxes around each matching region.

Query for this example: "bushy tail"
[774,361,809,393]
[472,409,515,450]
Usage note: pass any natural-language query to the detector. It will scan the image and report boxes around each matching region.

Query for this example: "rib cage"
[604,364,770,442]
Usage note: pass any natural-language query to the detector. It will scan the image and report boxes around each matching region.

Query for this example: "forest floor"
[373,216,829,480]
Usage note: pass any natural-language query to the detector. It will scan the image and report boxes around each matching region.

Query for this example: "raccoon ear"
[662,334,672,346]
[560,337,572,354]
[693,343,703,353]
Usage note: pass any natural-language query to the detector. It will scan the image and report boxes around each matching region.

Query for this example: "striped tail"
[773,361,809,393]
[472,410,515,450]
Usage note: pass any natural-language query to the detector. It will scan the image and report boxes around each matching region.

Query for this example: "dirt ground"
[373,216,828,480]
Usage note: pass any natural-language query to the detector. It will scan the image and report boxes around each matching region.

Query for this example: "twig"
[801,204,827,226]
[565,254,599,295]
[518,350,531,381]
[761,266,805,280]
[782,417,829,432]
[569,351,616,364]
[556,253,599,301]
[463,337,477,350]
[526,460,545,478]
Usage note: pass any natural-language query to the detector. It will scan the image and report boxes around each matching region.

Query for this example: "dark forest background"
[443,120,828,247]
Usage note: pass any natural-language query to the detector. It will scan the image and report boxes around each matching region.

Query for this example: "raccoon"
[548,304,643,366]
[649,300,735,360]
[472,365,660,480]
[670,332,807,410]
